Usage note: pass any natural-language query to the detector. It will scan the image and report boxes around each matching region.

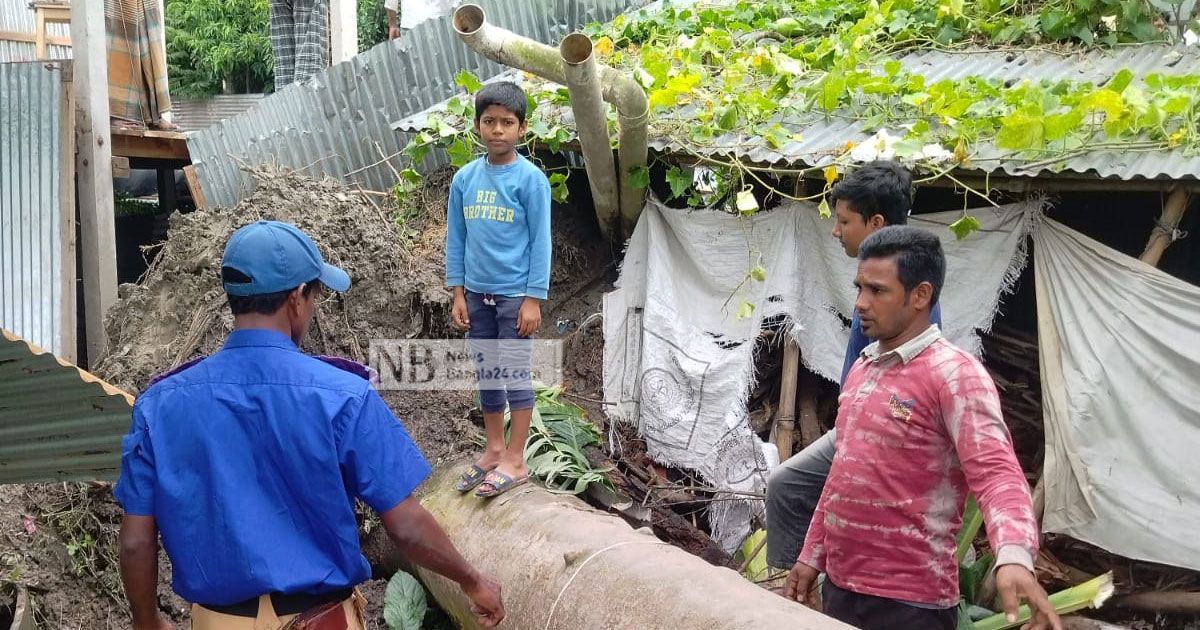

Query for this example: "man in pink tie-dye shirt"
[784,227,1061,630]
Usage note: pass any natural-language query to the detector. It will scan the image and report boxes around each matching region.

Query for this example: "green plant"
[510,384,611,494]
[358,0,389,52]
[973,572,1115,629]
[166,0,274,97]
[383,570,427,630]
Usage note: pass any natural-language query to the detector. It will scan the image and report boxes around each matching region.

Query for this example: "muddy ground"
[0,166,612,628]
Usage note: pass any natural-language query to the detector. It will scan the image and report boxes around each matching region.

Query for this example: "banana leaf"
[972,572,1114,630]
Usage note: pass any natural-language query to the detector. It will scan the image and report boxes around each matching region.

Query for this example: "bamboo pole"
[1139,187,1192,267]
[560,33,620,239]
[775,340,800,462]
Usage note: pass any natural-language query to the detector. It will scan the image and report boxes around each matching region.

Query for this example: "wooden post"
[70,0,119,365]
[775,339,800,462]
[329,0,358,64]
[1139,187,1192,267]
[58,62,77,363]
[34,7,46,59]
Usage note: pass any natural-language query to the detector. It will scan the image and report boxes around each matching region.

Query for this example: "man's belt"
[199,587,353,618]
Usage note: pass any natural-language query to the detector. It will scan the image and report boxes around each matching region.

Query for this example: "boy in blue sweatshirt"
[446,81,552,498]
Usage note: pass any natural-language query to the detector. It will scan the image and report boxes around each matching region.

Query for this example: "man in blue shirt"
[115,221,504,629]
[765,162,942,570]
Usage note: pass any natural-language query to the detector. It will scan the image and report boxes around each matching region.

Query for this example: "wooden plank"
[0,30,71,47]
[111,156,130,178]
[182,164,207,209]
[71,0,118,365]
[110,129,190,161]
[59,62,77,363]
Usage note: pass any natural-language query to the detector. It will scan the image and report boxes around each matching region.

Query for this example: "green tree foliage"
[358,0,390,52]
[166,0,274,98]
[168,0,390,98]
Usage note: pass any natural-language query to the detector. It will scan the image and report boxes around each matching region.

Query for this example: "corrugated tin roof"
[188,0,646,208]
[0,0,71,63]
[0,329,132,484]
[395,46,1200,183]
[171,94,266,133]
[0,61,72,358]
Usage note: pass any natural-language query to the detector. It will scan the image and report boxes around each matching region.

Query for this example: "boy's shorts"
[465,290,535,414]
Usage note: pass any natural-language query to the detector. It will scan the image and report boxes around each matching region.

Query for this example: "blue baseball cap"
[221,220,351,296]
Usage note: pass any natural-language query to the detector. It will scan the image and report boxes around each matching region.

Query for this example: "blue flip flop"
[455,464,494,493]
[474,470,529,498]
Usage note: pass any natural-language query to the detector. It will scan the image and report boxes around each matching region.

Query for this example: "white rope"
[543,540,668,630]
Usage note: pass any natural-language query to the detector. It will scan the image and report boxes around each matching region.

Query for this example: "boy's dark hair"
[222,267,320,315]
[858,226,945,305]
[830,160,913,226]
[474,81,528,124]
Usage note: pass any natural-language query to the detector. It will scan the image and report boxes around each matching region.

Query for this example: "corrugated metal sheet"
[172,94,266,132]
[188,0,645,208]
[1,60,71,357]
[0,0,71,63]
[397,45,1200,183]
[0,329,132,484]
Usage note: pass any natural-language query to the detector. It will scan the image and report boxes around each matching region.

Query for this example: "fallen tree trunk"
[411,464,852,630]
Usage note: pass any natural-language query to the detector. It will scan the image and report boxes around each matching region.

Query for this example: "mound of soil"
[94,168,473,464]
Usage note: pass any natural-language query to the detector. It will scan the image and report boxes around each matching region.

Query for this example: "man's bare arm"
[119,515,172,630]
[380,497,505,626]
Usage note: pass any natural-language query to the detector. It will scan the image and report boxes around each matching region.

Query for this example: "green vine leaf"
[454,69,483,94]
[629,165,651,189]
[665,166,692,200]
[750,265,767,282]
[548,172,570,204]
[948,215,982,240]
[818,198,832,219]
[996,108,1045,151]
[446,136,475,169]
[736,301,756,320]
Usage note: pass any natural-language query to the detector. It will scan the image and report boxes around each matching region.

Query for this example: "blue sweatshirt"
[840,302,943,386]
[445,154,552,299]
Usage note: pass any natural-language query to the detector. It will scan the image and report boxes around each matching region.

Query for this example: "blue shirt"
[840,303,944,385]
[113,329,431,606]
[445,154,552,299]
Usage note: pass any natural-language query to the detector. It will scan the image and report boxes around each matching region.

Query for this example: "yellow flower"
[1168,129,1186,147]
[594,36,614,58]
[823,166,839,187]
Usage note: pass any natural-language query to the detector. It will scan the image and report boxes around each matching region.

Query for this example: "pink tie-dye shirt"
[798,326,1038,607]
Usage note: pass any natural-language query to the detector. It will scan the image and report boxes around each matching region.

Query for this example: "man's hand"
[462,572,505,627]
[996,565,1063,630]
[516,298,541,337]
[389,25,401,39]
[451,289,470,330]
[782,562,821,610]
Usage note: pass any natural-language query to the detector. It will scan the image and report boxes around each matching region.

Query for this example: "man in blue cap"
[115,220,504,629]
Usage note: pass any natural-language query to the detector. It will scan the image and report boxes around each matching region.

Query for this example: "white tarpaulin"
[604,196,1042,550]
[1036,218,1200,571]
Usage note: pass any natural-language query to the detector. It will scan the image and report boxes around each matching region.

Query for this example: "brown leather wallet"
[281,599,348,630]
